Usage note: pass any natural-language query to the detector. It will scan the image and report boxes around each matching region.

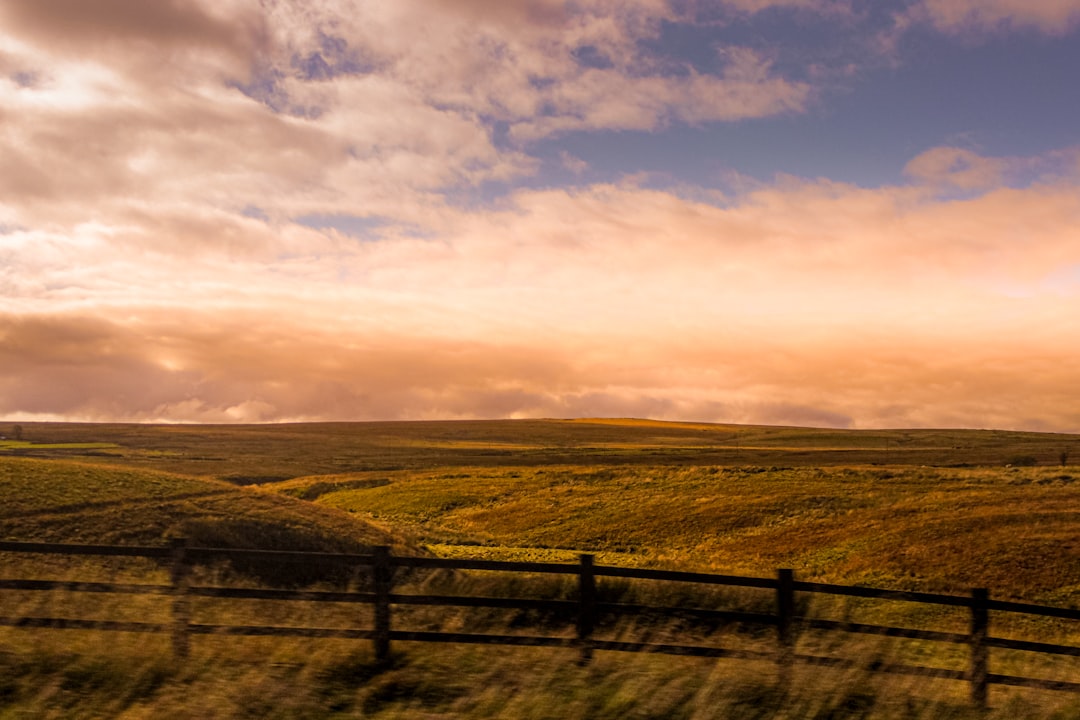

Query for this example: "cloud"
[266,1,811,138]
[904,146,1080,203]
[559,151,589,174]
[719,0,852,13]
[0,0,815,244]
[904,147,1007,190]
[509,70,808,141]
[0,0,266,80]
[2,302,1078,430]
[912,0,1080,34]
[0,0,251,50]
[3,145,1080,430]
[4,2,1080,430]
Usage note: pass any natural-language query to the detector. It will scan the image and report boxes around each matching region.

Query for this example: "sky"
[1,0,1080,431]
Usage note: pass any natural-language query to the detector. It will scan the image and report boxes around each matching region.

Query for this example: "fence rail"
[1,539,1078,709]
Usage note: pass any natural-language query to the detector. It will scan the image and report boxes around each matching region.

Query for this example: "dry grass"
[2,621,1079,719]
[304,464,1080,604]
[1,421,1079,717]
[0,457,409,556]
[3,419,1079,482]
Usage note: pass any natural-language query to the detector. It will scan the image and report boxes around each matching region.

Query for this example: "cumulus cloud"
[260,0,810,138]
[0,0,816,243]
[904,147,1007,190]
[559,151,589,174]
[0,0,264,58]
[3,1,1080,430]
[508,50,808,141]
[912,0,1080,34]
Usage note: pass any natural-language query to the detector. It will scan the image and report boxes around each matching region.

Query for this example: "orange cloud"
[913,0,1080,33]
[3,3,1080,430]
[1,0,810,236]
[0,0,257,51]
[2,303,1078,431]
[0,0,829,250]
[0,0,266,82]
[3,148,1080,430]
[904,147,1006,190]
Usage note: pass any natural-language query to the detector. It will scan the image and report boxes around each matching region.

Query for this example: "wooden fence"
[1,539,1078,710]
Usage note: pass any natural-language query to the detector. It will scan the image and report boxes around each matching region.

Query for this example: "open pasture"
[1,420,1079,718]
[3,419,1079,483]
[287,463,1080,605]
[0,456,404,559]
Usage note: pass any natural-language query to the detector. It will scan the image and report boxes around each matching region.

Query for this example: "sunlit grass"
[0,457,406,552]
[0,440,119,450]
[4,419,1079,482]
[0,456,218,517]
[311,464,1080,603]
[1,422,1079,717]
[2,619,1078,718]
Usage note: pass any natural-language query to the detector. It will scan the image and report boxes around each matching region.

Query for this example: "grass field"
[7,632,1075,720]
[0,456,406,554]
[3,419,1079,482]
[1,419,1078,718]
[291,463,1080,604]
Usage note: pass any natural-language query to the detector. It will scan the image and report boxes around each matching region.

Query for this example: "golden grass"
[308,464,1080,604]
[0,456,406,554]
[4,419,1079,482]
[0,440,119,450]
[2,619,1078,719]
[1,421,1079,717]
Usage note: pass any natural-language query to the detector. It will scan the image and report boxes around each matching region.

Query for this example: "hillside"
[1,424,1079,718]
[0,456,403,554]
[274,463,1080,605]
[3,420,1078,600]
[2,419,1079,484]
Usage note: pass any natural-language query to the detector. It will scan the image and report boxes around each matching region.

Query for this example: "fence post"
[170,537,190,660]
[776,568,795,688]
[373,546,393,664]
[577,553,596,665]
[970,588,989,711]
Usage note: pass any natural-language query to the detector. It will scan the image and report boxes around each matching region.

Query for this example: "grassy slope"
[2,421,1079,718]
[0,456,403,552]
[282,464,1080,605]
[3,418,1077,600]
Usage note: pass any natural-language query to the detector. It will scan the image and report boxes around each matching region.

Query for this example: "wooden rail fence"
[1,539,1078,710]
